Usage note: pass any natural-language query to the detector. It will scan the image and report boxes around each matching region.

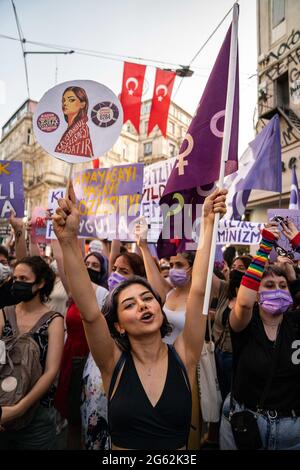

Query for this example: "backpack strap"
[29,311,62,334]
[2,306,18,335]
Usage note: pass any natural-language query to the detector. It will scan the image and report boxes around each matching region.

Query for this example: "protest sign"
[33,80,123,164]
[267,209,300,260]
[0,160,24,218]
[216,220,263,245]
[46,188,66,239]
[31,207,48,244]
[47,163,144,240]
[140,157,177,242]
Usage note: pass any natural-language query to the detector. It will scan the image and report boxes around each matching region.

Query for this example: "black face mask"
[87,268,102,286]
[10,281,38,303]
[229,269,244,290]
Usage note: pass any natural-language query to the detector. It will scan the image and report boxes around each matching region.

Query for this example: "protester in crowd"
[213,255,252,400]
[220,222,300,450]
[136,225,204,449]
[159,258,171,280]
[52,183,227,450]
[222,246,237,281]
[0,256,64,449]
[81,249,145,450]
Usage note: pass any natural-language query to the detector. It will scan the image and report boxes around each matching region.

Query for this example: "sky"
[0,0,258,156]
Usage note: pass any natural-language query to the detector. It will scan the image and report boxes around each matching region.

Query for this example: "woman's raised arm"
[52,183,120,377]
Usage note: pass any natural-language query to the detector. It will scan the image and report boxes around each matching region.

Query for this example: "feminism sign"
[33,80,123,164]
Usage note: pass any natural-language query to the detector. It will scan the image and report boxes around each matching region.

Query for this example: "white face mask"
[0,264,12,282]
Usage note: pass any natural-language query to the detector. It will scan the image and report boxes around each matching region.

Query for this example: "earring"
[120,331,126,337]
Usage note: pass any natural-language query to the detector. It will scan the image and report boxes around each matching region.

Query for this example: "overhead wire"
[10,0,30,98]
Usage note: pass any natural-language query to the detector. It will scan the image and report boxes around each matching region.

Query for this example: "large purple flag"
[225,114,281,219]
[157,21,239,258]
[163,24,239,197]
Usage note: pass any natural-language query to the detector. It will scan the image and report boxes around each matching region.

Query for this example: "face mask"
[229,269,244,290]
[107,272,127,291]
[87,267,102,286]
[0,264,12,282]
[169,268,190,287]
[259,289,293,315]
[10,281,38,303]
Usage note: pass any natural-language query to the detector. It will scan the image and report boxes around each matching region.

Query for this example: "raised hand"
[134,217,148,248]
[281,219,299,241]
[52,182,80,243]
[202,188,227,223]
[9,210,24,235]
[263,221,281,241]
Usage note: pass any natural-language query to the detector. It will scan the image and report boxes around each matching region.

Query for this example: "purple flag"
[157,20,239,258]
[289,166,300,210]
[163,24,239,197]
[225,114,281,219]
[0,160,24,218]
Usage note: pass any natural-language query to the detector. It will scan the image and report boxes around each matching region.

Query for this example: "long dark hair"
[104,276,172,351]
[62,86,89,124]
[15,256,55,303]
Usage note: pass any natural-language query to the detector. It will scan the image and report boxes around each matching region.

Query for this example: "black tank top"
[108,345,192,450]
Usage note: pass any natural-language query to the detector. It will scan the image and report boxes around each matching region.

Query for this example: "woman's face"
[231,259,247,272]
[169,253,191,273]
[259,274,289,293]
[112,256,134,278]
[115,283,163,337]
[62,91,84,117]
[85,255,101,273]
[13,263,44,292]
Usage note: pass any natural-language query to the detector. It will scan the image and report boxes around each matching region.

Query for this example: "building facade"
[0,99,191,217]
[248,0,300,222]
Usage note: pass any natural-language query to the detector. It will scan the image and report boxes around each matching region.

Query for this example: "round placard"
[33,80,123,163]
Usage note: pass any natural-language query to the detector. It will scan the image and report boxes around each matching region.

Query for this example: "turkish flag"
[120,62,146,134]
[148,69,176,137]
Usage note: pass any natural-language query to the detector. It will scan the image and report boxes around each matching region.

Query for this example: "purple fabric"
[289,166,300,209]
[0,160,24,218]
[163,24,239,196]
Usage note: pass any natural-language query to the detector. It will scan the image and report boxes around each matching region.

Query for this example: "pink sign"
[31,207,48,245]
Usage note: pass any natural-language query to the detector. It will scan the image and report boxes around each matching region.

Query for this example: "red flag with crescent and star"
[120,62,146,134]
[147,69,176,137]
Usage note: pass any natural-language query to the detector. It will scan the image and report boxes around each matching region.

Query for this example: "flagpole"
[203,2,239,315]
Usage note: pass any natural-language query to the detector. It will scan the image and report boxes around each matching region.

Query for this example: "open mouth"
[140,312,153,322]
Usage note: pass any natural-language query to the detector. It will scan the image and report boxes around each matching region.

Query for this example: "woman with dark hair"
[108,251,146,291]
[220,223,300,450]
[213,255,252,400]
[0,256,64,449]
[55,86,93,158]
[52,184,227,450]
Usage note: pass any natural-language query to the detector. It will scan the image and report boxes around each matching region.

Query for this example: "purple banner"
[0,160,24,218]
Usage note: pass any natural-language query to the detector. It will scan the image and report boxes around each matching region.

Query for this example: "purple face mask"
[107,271,127,291]
[168,268,190,287]
[259,289,293,315]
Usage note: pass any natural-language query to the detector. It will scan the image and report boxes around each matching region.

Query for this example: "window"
[169,143,176,157]
[144,120,149,134]
[168,121,175,135]
[272,0,285,28]
[143,142,152,156]
[141,102,151,115]
[26,128,32,145]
